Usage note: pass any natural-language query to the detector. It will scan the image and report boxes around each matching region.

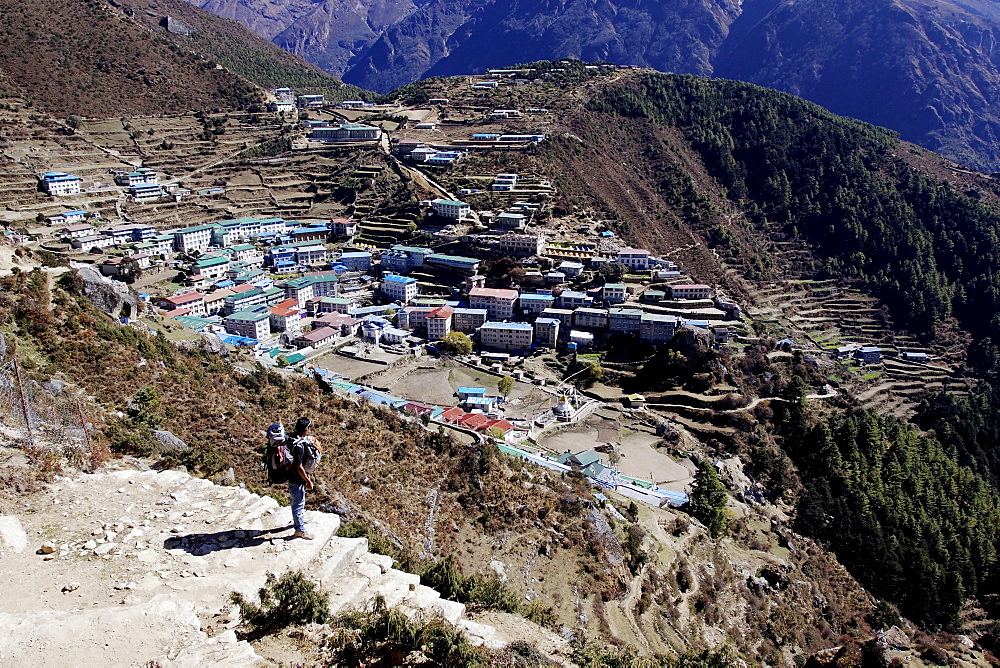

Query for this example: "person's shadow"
[163,525,296,555]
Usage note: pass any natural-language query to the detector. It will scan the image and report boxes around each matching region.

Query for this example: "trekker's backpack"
[296,436,322,473]
[263,422,294,484]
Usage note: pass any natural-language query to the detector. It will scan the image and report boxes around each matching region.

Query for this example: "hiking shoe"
[293,530,314,540]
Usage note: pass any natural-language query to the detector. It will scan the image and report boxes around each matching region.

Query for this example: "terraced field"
[747,279,969,418]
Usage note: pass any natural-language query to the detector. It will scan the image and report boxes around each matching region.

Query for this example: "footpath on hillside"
[0,463,566,666]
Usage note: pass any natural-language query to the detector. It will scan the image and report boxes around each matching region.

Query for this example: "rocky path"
[0,466,507,666]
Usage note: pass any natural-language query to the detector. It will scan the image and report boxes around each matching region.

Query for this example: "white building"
[310,123,381,142]
[225,309,271,340]
[431,198,471,220]
[498,233,545,257]
[479,322,533,352]
[469,287,519,320]
[669,284,712,300]
[617,248,651,271]
[41,171,82,196]
[381,274,419,304]
[425,306,454,340]
[172,225,215,253]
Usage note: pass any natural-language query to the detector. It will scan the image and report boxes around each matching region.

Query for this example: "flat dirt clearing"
[314,353,387,379]
[540,419,694,493]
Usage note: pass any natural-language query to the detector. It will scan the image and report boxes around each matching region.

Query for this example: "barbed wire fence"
[0,358,106,470]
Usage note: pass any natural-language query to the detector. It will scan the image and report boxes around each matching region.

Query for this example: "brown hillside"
[117,0,371,98]
[0,0,260,118]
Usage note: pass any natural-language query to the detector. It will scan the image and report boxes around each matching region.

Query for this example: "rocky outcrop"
[75,267,140,320]
[152,430,189,452]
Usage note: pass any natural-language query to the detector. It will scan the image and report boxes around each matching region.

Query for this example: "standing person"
[288,417,319,540]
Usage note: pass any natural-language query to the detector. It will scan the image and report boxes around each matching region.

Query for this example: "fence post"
[13,358,34,447]
[76,400,93,453]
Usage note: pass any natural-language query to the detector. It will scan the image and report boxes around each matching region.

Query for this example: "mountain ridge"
[186,0,1000,170]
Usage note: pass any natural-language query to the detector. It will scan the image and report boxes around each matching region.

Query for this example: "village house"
[431,198,472,220]
[330,218,357,238]
[107,223,156,243]
[128,183,165,202]
[291,226,329,243]
[298,94,324,109]
[397,306,436,333]
[617,248,651,271]
[639,314,679,344]
[533,317,560,348]
[519,293,556,315]
[225,309,271,340]
[573,308,610,330]
[602,283,628,304]
[313,296,357,315]
[224,287,266,314]
[268,299,305,333]
[41,171,82,196]
[309,123,380,142]
[558,290,593,310]
[71,234,117,251]
[294,244,328,266]
[855,346,882,364]
[337,251,372,272]
[452,307,488,333]
[478,321,533,352]
[381,274,419,304]
[159,292,206,316]
[608,307,644,334]
[381,245,433,274]
[190,255,230,280]
[669,284,712,300]
[293,326,338,350]
[493,212,526,230]
[497,233,545,257]
[313,312,360,337]
[60,223,96,239]
[425,306,454,340]
[49,210,89,226]
[202,288,233,315]
[172,224,215,253]
[558,261,584,277]
[426,253,481,275]
[540,307,573,326]
[569,330,594,348]
[470,287,519,320]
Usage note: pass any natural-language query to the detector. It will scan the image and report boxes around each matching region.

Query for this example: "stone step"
[311,536,370,584]
[156,629,262,667]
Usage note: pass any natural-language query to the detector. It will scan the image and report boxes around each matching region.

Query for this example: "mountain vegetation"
[585,73,1000,342]
[792,408,1000,628]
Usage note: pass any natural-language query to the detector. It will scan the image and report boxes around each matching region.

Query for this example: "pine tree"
[688,460,731,538]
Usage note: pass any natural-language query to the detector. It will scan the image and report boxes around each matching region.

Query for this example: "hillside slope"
[118,0,368,96]
[0,0,261,117]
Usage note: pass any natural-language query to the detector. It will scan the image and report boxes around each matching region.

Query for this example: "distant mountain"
[185,0,1000,171]
[714,0,1000,175]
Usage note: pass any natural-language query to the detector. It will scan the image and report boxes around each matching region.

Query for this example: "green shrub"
[229,571,329,635]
